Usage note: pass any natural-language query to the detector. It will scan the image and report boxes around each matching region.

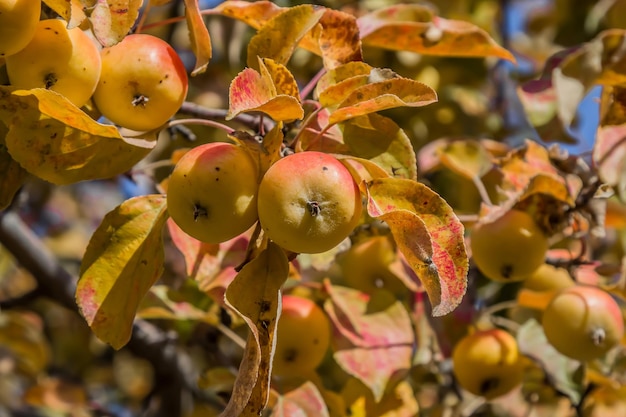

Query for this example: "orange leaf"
[214,0,283,29]
[358,4,515,62]
[76,195,168,349]
[90,0,143,47]
[223,243,289,416]
[184,0,212,76]
[227,60,303,122]
[41,0,87,28]
[365,178,468,316]
[315,61,373,102]
[246,4,324,70]
[329,78,437,125]
[0,88,155,185]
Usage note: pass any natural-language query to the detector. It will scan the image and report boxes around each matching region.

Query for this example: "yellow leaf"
[41,0,87,28]
[90,0,143,47]
[76,195,168,350]
[214,1,283,29]
[0,87,154,185]
[184,0,212,76]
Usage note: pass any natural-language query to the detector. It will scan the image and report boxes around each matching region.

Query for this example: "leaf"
[214,1,283,29]
[0,88,155,185]
[222,243,289,417]
[271,382,330,417]
[42,0,87,28]
[365,178,468,316]
[0,311,51,376]
[358,4,515,62]
[517,319,585,405]
[594,124,626,201]
[184,0,212,76]
[341,113,417,180]
[328,78,437,126]
[90,0,143,47]
[439,140,492,180]
[315,62,373,97]
[76,195,168,350]
[246,4,325,70]
[0,122,30,210]
[300,9,363,70]
[227,59,303,122]
[137,285,219,323]
[323,283,413,402]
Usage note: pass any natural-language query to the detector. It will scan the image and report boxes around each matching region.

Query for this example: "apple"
[257,151,362,254]
[93,33,188,131]
[470,209,549,282]
[542,285,624,361]
[452,328,525,399]
[273,294,331,378]
[0,0,40,58]
[5,18,102,108]
[166,142,259,244]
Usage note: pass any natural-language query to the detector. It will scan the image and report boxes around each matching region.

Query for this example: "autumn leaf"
[439,140,493,180]
[0,87,154,185]
[270,382,330,417]
[328,78,437,125]
[0,122,30,210]
[222,243,289,417]
[90,0,143,47]
[594,123,626,201]
[227,59,303,122]
[41,0,87,28]
[324,283,414,401]
[214,0,283,29]
[246,4,325,70]
[0,311,51,376]
[365,178,468,316]
[137,285,219,324]
[358,4,515,62]
[76,195,168,350]
[184,0,212,76]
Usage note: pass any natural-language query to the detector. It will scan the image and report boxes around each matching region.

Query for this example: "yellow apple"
[0,0,40,58]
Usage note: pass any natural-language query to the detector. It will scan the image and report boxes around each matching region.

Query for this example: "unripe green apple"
[257,151,362,254]
[273,294,331,378]
[166,142,259,244]
[452,328,525,399]
[93,33,188,131]
[0,0,40,58]
[470,209,549,282]
[542,285,624,361]
[5,18,101,108]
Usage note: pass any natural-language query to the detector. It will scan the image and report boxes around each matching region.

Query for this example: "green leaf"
[517,319,585,405]
[76,195,168,350]
[0,87,155,185]
[222,242,289,416]
[365,178,468,316]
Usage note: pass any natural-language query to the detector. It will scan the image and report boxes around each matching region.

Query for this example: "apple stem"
[132,94,149,107]
[307,201,321,216]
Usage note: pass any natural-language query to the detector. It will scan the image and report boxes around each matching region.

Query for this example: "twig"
[0,210,226,416]
[178,102,274,134]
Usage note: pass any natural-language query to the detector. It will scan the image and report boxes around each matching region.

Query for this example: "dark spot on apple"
[322,166,328,171]
[141,259,148,265]
[215,167,220,171]
[283,348,298,362]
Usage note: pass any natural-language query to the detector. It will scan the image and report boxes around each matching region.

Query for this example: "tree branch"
[0,210,226,416]
[178,101,275,134]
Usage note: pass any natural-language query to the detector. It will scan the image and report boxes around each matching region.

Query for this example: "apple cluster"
[0,1,188,132]
[167,144,363,254]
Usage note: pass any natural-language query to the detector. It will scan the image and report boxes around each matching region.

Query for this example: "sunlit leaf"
[324,283,413,402]
[315,62,373,98]
[227,60,303,122]
[184,0,212,76]
[0,88,154,185]
[0,122,30,210]
[214,0,283,29]
[439,140,492,180]
[365,178,468,316]
[358,4,515,62]
[246,4,324,70]
[300,8,363,70]
[90,0,143,47]
[222,243,289,416]
[271,382,330,417]
[329,78,437,126]
[517,319,585,405]
[594,124,626,201]
[42,0,87,28]
[319,74,371,108]
[341,114,417,180]
[497,140,561,194]
[76,195,168,350]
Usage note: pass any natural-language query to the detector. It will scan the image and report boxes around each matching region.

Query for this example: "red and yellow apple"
[0,0,41,58]
[5,18,101,108]
[273,294,331,378]
[93,33,188,131]
[166,142,259,244]
[257,151,362,254]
